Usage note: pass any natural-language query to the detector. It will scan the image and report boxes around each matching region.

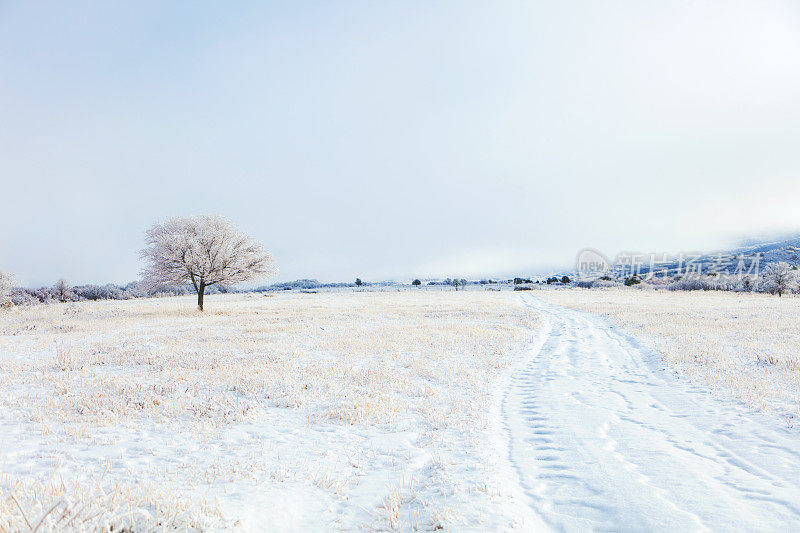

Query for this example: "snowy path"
[504,296,800,532]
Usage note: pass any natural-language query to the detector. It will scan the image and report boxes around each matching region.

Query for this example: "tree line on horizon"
[5,214,798,310]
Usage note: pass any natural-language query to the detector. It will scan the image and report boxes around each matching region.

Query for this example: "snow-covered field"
[537,288,800,418]
[4,288,800,531]
[507,295,800,530]
[0,291,540,531]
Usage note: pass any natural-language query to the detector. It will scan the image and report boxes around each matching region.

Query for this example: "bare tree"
[140,215,276,310]
[53,278,73,302]
[0,271,14,307]
[762,262,798,297]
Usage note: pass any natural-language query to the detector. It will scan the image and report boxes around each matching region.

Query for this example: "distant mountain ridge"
[625,236,800,278]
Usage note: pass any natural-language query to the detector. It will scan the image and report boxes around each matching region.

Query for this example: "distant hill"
[625,236,800,278]
[566,236,800,281]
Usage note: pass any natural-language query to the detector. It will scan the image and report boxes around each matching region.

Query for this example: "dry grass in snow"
[0,290,538,531]
[537,288,800,419]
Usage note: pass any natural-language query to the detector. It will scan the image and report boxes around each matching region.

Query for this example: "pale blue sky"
[2,1,800,286]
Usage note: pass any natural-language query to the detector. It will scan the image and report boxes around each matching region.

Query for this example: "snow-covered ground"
[507,295,800,530]
[4,289,800,531]
[537,288,800,417]
[0,291,541,531]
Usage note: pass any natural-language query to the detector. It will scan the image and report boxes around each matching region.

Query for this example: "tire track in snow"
[503,295,800,532]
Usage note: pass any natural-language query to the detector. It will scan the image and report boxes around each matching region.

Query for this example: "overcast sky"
[2,1,800,286]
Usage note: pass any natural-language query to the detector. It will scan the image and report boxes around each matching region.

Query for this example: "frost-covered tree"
[450,277,467,291]
[140,215,276,311]
[761,262,797,297]
[53,278,73,302]
[0,271,14,306]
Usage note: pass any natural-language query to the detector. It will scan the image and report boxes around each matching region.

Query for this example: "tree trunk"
[197,283,206,311]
